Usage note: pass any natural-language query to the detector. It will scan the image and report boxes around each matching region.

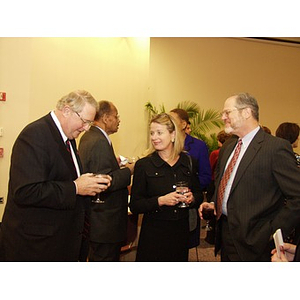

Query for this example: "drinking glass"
[92,174,110,204]
[202,207,214,231]
[176,181,189,208]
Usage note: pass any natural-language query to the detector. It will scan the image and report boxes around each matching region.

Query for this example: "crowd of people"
[0,90,299,262]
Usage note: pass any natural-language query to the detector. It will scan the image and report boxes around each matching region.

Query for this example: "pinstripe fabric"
[214,128,300,261]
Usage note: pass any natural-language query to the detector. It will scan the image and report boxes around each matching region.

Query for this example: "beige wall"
[0,37,150,219]
[149,37,300,134]
[0,37,299,220]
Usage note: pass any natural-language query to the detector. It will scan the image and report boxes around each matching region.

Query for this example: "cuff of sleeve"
[73,181,78,194]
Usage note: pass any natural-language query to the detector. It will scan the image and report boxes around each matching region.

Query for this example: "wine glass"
[176,181,189,208]
[202,207,214,231]
[92,174,110,204]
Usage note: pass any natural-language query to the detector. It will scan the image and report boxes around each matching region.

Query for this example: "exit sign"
[0,92,6,101]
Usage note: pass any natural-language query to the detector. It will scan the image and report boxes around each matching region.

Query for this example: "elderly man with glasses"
[0,90,111,261]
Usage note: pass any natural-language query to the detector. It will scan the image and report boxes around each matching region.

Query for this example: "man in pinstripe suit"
[199,93,300,261]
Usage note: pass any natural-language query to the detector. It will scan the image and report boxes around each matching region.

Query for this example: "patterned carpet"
[188,220,220,262]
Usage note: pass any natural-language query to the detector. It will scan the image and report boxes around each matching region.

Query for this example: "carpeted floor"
[188,220,220,262]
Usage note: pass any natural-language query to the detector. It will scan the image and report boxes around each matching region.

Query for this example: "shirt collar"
[95,126,112,145]
[240,126,260,149]
[50,111,68,143]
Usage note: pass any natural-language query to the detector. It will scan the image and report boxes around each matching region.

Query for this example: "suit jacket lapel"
[70,138,83,174]
[230,128,264,193]
[45,113,79,179]
[218,137,238,179]
[108,139,119,168]
[95,127,119,168]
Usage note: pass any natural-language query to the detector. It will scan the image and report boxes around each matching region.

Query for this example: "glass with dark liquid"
[202,207,214,231]
[92,174,110,204]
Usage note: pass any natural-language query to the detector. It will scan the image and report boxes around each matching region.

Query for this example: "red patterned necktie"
[65,139,71,152]
[216,139,242,220]
[65,139,76,169]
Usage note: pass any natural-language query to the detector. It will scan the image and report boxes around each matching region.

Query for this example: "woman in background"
[276,122,300,166]
[130,113,202,261]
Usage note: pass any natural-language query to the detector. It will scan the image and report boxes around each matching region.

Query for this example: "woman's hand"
[271,243,296,262]
[158,191,193,206]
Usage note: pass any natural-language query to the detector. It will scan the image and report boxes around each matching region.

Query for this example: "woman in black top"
[130,113,202,261]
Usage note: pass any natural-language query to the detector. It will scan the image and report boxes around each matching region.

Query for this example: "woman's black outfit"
[130,152,202,262]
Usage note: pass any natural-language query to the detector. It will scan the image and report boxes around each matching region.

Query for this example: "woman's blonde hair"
[144,113,185,161]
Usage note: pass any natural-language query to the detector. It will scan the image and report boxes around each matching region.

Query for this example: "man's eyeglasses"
[221,107,247,117]
[74,111,94,128]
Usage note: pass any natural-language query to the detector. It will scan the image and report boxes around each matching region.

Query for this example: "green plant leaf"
[177,101,200,119]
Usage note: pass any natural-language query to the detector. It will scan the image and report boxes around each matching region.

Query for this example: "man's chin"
[73,130,83,139]
[224,127,233,134]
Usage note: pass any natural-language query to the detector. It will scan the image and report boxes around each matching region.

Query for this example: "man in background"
[79,100,134,261]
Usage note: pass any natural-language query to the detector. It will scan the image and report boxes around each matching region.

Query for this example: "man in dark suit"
[0,90,111,261]
[79,100,134,261]
[199,92,300,261]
